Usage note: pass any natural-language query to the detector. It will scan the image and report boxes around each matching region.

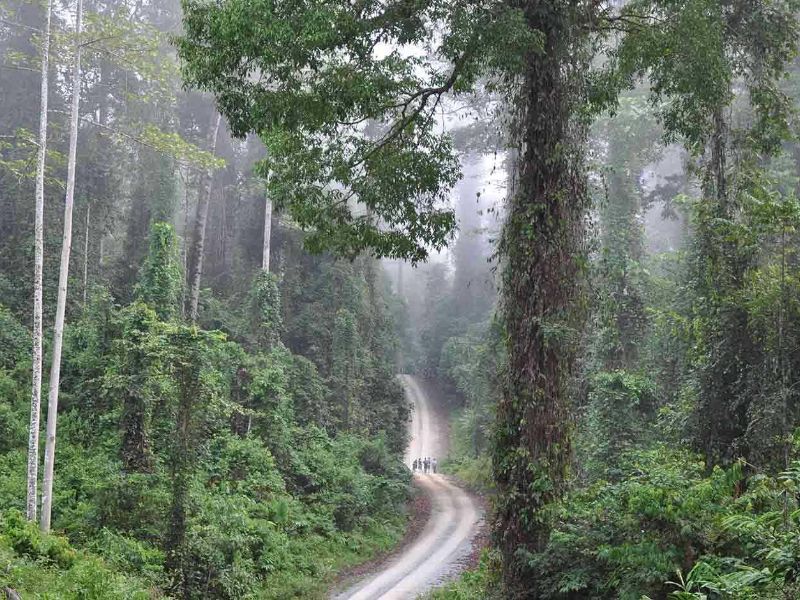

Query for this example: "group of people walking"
[412,456,437,474]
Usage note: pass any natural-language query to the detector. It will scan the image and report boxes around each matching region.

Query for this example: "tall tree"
[116,150,182,303]
[450,166,493,323]
[576,95,661,479]
[332,308,358,429]
[262,193,272,272]
[176,1,595,595]
[592,94,658,370]
[186,111,221,321]
[27,0,53,523]
[137,222,183,321]
[608,0,798,466]
[40,0,84,533]
[82,202,90,305]
[493,3,592,595]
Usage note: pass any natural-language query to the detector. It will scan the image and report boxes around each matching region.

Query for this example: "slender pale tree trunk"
[187,113,221,321]
[27,0,53,523]
[41,0,83,533]
[262,194,272,272]
[82,203,89,305]
[181,173,190,317]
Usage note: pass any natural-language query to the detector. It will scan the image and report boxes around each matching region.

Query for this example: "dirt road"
[333,375,482,600]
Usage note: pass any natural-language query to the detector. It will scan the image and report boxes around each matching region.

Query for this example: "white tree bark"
[82,203,89,305]
[27,0,53,523]
[397,260,404,297]
[262,194,272,272]
[187,112,221,321]
[181,173,190,317]
[40,0,83,533]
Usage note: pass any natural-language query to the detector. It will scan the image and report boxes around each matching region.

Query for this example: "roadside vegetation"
[5,0,800,598]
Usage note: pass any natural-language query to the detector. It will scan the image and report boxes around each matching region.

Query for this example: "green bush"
[2,510,77,568]
[0,258,412,600]
[0,377,24,453]
[530,447,741,599]
[0,305,28,371]
[0,509,153,599]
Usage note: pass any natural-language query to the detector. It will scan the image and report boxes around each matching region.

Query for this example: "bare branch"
[0,17,42,33]
[0,64,39,73]
[49,109,207,170]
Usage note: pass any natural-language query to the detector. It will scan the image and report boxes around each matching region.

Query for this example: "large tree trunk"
[494,2,589,596]
[27,0,53,523]
[186,112,221,321]
[695,105,756,467]
[40,0,83,533]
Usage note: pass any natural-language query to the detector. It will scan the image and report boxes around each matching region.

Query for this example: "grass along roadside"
[328,478,433,597]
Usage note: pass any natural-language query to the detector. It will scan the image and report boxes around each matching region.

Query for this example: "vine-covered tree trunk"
[187,112,221,321]
[27,0,53,523]
[494,2,589,596]
[166,392,190,589]
[166,381,192,597]
[165,329,204,597]
[597,145,646,370]
[121,387,153,473]
[695,106,755,466]
[41,0,84,533]
[332,308,358,430]
[119,329,155,475]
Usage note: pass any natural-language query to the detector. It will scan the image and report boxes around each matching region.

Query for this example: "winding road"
[334,375,483,600]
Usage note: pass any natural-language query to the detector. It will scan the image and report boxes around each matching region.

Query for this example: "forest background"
[1,0,412,597]
[4,0,800,599]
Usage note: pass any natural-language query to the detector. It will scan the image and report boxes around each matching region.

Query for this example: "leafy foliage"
[136,222,183,320]
[0,510,152,599]
[176,0,535,261]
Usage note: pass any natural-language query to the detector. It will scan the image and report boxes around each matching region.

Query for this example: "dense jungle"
[2,0,800,599]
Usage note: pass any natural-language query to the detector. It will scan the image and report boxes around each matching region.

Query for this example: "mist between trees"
[3,0,800,598]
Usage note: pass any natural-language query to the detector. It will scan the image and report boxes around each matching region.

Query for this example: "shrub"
[530,447,741,599]
[1,510,77,568]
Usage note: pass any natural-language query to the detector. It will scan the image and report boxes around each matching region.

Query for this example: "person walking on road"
[432,457,437,473]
